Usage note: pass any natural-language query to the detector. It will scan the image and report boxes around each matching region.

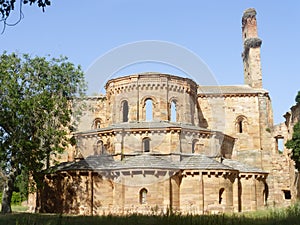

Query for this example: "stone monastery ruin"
[30,8,300,215]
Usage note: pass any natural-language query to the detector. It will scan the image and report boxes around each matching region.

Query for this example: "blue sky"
[1,1,300,124]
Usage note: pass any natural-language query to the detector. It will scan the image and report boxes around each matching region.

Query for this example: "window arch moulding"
[235,115,248,134]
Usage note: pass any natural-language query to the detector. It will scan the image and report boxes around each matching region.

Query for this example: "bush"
[12,192,27,205]
[0,192,26,205]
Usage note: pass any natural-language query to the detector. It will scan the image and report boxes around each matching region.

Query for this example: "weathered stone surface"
[27,8,299,215]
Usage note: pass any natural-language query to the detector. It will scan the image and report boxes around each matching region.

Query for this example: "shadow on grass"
[0,211,299,225]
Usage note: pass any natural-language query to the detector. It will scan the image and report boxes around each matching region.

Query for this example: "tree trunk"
[1,170,17,214]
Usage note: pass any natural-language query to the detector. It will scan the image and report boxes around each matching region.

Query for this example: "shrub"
[11,192,27,205]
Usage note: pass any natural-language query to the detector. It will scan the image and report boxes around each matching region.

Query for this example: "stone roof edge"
[179,154,236,170]
[222,159,269,174]
[74,122,216,136]
[112,166,179,171]
[239,171,269,175]
[197,85,269,97]
[198,93,268,98]
[48,155,267,175]
[52,166,241,174]
[105,73,197,89]
[74,128,235,143]
[181,169,238,174]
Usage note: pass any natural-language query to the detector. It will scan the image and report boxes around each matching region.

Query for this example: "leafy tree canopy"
[286,122,300,170]
[0,0,50,33]
[0,52,86,213]
[296,91,300,104]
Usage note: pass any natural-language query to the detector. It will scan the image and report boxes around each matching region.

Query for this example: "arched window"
[236,116,247,133]
[93,118,101,129]
[219,188,225,204]
[170,100,177,122]
[122,100,129,122]
[192,139,198,154]
[145,99,153,121]
[139,188,148,204]
[143,138,150,152]
[263,183,269,206]
[94,140,105,155]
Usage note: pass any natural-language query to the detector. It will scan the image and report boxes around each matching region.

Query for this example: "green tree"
[0,52,86,214]
[0,0,51,33]
[286,122,300,170]
[0,170,5,192]
[295,91,300,104]
[14,169,29,202]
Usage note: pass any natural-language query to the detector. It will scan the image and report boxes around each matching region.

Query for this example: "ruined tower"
[241,8,273,154]
[242,8,263,89]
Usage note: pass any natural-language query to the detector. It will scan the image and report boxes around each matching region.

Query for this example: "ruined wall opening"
[275,136,284,153]
[283,190,291,200]
[139,188,148,204]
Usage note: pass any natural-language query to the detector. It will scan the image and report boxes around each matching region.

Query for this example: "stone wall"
[198,93,273,158]
[40,169,267,215]
[105,74,198,125]
[276,103,300,154]
[271,103,300,205]
[75,126,234,159]
[32,7,300,215]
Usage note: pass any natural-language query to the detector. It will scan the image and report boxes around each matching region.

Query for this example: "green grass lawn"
[11,205,28,212]
[0,203,300,225]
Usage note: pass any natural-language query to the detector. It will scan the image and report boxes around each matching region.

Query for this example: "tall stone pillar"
[242,8,263,89]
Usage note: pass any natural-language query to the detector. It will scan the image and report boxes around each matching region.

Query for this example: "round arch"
[139,188,148,204]
[169,97,179,122]
[120,99,129,122]
[92,118,102,129]
[235,115,248,133]
[140,96,158,121]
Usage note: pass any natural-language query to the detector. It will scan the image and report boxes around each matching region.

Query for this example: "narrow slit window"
[122,100,129,122]
[170,100,177,122]
[143,138,150,152]
[236,116,247,134]
[238,120,243,133]
[192,139,198,153]
[219,188,225,204]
